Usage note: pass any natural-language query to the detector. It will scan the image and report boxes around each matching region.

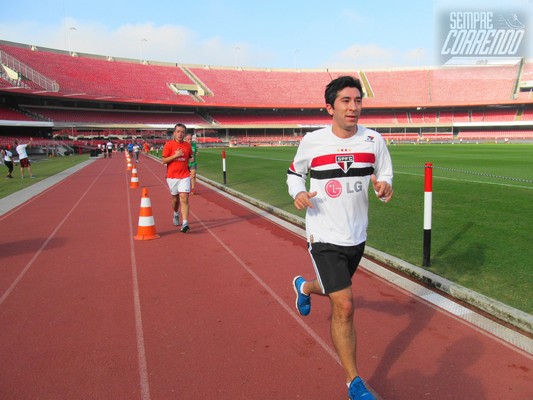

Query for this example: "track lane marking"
[125,160,151,400]
[0,162,107,307]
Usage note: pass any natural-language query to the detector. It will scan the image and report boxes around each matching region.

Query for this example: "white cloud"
[0,19,264,67]
[0,19,433,69]
[66,20,199,63]
[324,44,430,69]
[324,44,394,69]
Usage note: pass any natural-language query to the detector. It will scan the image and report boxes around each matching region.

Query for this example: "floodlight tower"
[67,27,77,55]
[139,38,148,64]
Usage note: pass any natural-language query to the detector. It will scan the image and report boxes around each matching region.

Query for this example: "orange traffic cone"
[126,156,133,171]
[134,188,160,240]
[130,167,140,188]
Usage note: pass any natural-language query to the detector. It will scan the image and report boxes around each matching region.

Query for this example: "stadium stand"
[0,104,34,121]
[1,40,532,146]
[429,65,521,105]
[0,76,13,87]
[458,130,533,140]
[517,61,533,101]
[362,69,430,106]
[359,111,397,125]
[521,107,533,120]
[209,111,330,126]
[470,110,484,123]
[186,67,351,107]
[0,42,197,103]
[482,109,518,122]
[22,107,208,125]
[395,111,409,124]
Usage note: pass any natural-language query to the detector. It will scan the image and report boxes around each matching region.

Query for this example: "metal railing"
[0,50,59,92]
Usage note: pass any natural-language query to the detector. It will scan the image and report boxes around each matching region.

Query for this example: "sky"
[0,0,531,70]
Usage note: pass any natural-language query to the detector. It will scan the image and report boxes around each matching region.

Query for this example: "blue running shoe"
[292,276,311,316]
[348,377,376,400]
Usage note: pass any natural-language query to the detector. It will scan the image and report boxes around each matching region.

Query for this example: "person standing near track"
[162,123,194,233]
[184,133,198,194]
[15,138,34,178]
[287,76,393,400]
[2,145,14,178]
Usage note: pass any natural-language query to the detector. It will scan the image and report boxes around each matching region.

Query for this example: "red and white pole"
[423,162,433,267]
[222,149,227,184]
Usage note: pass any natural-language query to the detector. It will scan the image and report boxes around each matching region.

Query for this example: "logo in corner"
[325,179,342,198]
[436,7,528,65]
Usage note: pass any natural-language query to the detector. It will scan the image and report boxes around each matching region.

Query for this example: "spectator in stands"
[185,133,198,194]
[162,123,194,233]
[106,140,113,158]
[15,138,35,178]
[287,76,393,400]
[2,145,14,179]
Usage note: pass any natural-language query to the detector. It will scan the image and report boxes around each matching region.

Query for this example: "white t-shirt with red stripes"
[287,125,393,246]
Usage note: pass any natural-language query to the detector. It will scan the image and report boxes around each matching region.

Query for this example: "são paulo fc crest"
[336,155,354,173]
[325,179,342,198]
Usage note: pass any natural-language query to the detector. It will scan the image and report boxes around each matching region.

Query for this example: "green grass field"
[0,155,89,199]
[196,144,533,314]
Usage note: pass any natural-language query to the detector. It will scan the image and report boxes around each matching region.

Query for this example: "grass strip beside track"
[196,144,533,315]
[0,154,90,199]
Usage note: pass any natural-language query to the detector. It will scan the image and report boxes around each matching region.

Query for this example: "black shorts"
[4,160,13,172]
[308,241,365,294]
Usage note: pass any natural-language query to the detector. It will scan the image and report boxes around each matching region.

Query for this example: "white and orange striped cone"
[134,188,160,240]
[130,167,140,188]
[126,156,133,171]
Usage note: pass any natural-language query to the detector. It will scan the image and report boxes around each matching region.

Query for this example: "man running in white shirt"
[287,76,393,400]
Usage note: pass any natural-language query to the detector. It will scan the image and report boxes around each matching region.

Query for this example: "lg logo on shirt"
[325,180,363,198]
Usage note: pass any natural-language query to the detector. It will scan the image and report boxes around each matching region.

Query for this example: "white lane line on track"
[193,213,342,367]
[137,158,377,395]
[362,258,533,356]
[125,166,151,400]
[142,157,340,359]
[140,159,371,394]
[0,162,107,307]
[189,187,387,398]
[137,158,342,394]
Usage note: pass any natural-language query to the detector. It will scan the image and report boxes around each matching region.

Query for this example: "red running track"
[0,153,531,399]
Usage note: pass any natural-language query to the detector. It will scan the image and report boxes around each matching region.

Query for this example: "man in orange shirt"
[162,123,194,233]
